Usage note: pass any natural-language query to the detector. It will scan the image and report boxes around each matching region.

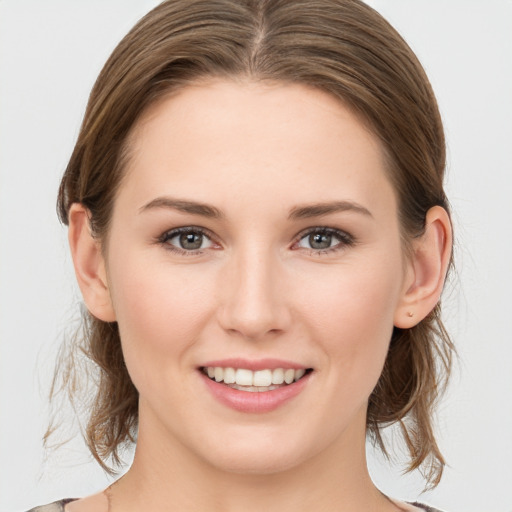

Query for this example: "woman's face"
[104,80,412,474]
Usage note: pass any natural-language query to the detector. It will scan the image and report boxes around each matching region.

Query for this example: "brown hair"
[54,0,454,487]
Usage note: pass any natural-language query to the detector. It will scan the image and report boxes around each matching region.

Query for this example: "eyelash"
[157,226,355,256]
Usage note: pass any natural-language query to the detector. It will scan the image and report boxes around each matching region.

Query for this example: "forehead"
[120,79,396,219]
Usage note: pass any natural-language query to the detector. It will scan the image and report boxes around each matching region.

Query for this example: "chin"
[204,446,307,476]
[190,424,323,476]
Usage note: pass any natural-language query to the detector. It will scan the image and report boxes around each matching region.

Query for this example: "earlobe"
[68,204,116,322]
[394,206,452,328]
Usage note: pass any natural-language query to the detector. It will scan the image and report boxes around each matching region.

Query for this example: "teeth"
[284,369,295,384]
[214,367,223,382]
[203,366,308,387]
[272,368,284,384]
[223,367,236,384]
[235,368,253,386]
[294,369,306,381]
[253,369,272,387]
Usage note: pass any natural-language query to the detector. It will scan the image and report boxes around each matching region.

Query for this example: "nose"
[217,245,291,340]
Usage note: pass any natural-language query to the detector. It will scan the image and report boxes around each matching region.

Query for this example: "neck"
[110,404,395,512]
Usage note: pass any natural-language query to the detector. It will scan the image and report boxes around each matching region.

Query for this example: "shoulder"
[26,499,77,512]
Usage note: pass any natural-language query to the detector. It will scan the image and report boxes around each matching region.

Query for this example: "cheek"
[297,254,403,382]
[106,252,216,378]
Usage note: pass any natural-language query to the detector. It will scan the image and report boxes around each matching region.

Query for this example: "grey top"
[27,499,76,512]
[26,498,445,512]
[411,503,446,512]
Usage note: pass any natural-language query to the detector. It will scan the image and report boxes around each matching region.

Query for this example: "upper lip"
[200,358,309,371]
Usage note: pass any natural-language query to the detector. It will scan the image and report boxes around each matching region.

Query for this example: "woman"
[29,0,453,511]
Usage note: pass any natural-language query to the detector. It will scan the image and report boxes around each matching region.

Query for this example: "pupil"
[310,233,331,249]
[180,232,202,250]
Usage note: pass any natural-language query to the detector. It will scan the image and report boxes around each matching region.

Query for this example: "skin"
[68,80,452,512]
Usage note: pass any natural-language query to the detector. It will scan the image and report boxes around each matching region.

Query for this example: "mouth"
[200,366,313,393]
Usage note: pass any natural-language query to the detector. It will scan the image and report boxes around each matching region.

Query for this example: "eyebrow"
[139,197,223,219]
[288,201,373,220]
[139,197,372,220]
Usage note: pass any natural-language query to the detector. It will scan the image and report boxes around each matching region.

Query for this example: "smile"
[202,367,309,392]
[199,362,313,413]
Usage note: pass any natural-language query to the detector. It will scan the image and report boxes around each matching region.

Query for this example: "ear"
[68,203,116,322]
[394,206,452,328]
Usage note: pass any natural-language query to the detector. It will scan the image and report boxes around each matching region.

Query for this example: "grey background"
[1,1,511,511]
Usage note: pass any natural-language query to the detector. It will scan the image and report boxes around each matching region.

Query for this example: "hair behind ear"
[369,206,454,488]
[368,305,453,488]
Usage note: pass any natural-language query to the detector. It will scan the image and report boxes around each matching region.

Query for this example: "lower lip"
[200,371,311,413]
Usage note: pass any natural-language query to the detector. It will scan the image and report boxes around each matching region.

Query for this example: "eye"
[159,227,214,253]
[295,227,354,253]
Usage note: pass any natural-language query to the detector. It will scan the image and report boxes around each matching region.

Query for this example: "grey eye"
[298,231,338,250]
[296,228,354,253]
[179,232,204,250]
[165,229,213,251]
[308,233,333,250]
